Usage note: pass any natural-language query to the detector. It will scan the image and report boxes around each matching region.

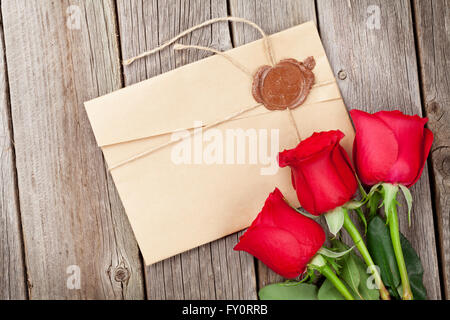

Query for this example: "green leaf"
[330,240,362,299]
[381,183,399,223]
[344,200,364,210]
[318,246,354,259]
[366,216,428,300]
[367,216,401,299]
[341,251,362,299]
[330,238,347,251]
[306,267,318,282]
[324,256,342,274]
[355,207,368,234]
[309,254,327,268]
[325,240,379,300]
[324,207,345,236]
[388,286,401,298]
[356,175,368,200]
[399,184,413,227]
[367,183,383,199]
[318,279,346,300]
[259,283,318,300]
[400,233,427,300]
[354,255,380,300]
[367,191,382,220]
[294,207,318,220]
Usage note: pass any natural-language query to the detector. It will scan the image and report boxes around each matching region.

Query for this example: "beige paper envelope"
[84,21,355,265]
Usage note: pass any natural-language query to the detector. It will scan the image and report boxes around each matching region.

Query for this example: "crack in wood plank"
[0,0,445,300]
[228,0,318,291]
[115,0,257,300]
[1,0,145,299]
[413,0,450,299]
[0,3,27,300]
[316,0,441,299]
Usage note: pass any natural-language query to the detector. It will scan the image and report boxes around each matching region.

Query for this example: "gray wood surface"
[1,0,144,299]
[228,0,318,290]
[317,0,441,299]
[0,7,27,300]
[115,0,257,299]
[0,0,447,300]
[413,0,450,299]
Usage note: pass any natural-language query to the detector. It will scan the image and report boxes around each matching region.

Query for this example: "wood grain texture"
[0,0,445,301]
[317,0,441,299]
[115,0,257,299]
[0,7,27,300]
[1,0,145,299]
[413,0,450,299]
[228,0,317,290]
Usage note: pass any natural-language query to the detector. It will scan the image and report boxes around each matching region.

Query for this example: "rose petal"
[234,226,307,278]
[350,109,399,185]
[375,111,428,185]
[268,194,326,247]
[251,188,325,248]
[333,146,358,197]
[294,144,356,214]
[244,188,284,228]
[407,128,433,187]
[235,188,326,278]
[278,130,344,166]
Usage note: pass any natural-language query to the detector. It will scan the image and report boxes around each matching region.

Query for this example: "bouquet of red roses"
[235,109,432,300]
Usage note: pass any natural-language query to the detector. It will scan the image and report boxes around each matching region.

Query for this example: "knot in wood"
[427,101,440,115]
[114,267,130,282]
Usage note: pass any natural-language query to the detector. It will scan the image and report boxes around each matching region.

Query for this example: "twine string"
[108,18,331,171]
[123,16,276,67]
[173,44,253,78]
[108,104,261,170]
[107,96,342,171]
[286,108,301,142]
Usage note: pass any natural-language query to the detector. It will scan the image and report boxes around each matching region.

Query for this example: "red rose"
[350,110,433,187]
[278,130,357,216]
[234,188,325,278]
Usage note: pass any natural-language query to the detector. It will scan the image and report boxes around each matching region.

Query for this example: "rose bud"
[350,110,434,300]
[278,130,357,216]
[350,110,433,187]
[234,188,325,279]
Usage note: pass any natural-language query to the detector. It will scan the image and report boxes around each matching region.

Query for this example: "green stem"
[342,208,391,300]
[319,264,355,300]
[388,204,413,300]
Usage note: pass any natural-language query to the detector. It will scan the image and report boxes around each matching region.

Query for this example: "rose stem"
[342,208,391,300]
[388,204,413,300]
[319,264,355,300]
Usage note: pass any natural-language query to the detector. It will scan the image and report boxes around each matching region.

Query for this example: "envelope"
[84,21,355,265]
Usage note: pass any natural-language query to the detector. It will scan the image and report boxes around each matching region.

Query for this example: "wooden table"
[0,0,448,300]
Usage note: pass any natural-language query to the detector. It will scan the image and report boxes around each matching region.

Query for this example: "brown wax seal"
[252,57,316,110]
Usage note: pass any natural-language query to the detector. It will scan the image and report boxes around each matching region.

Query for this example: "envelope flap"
[85,21,336,147]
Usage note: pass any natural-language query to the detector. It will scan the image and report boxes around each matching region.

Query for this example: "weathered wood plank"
[228,0,317,290]
[413,0,450,299]
[115,0,257,299]
[0,7,27,300]
[1,0,145,299]
[317,0,441,299]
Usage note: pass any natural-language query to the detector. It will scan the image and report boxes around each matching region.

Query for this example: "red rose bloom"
[350,110,433,187]
[234,188,325,278]
[278,130,357,216]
